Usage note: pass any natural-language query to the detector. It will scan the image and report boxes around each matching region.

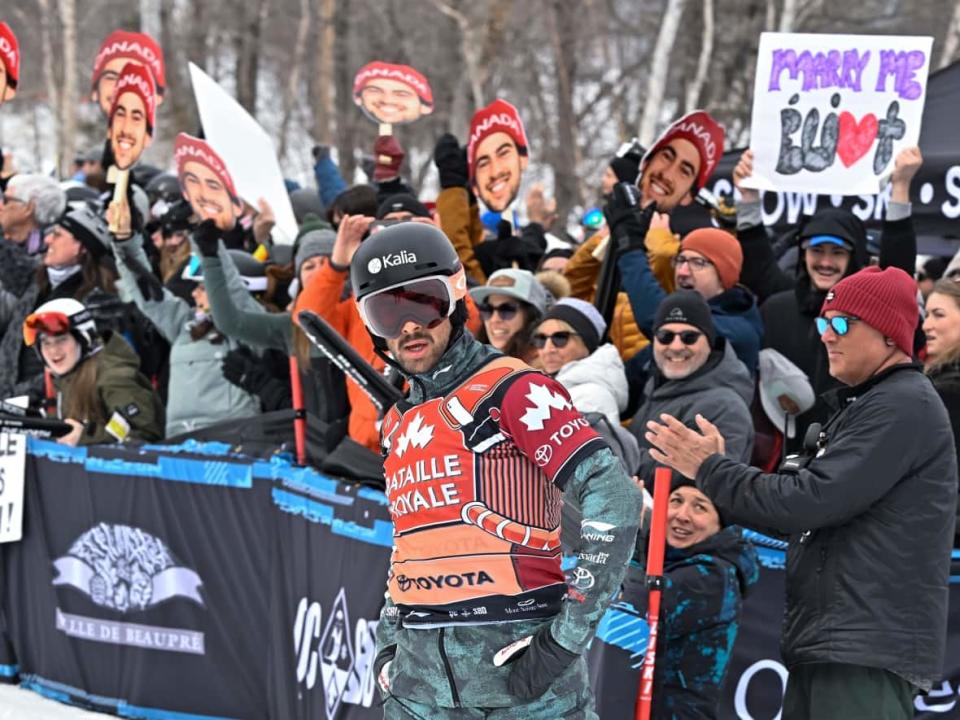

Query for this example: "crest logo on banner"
[293,588,378,715]
[51,524,206,655]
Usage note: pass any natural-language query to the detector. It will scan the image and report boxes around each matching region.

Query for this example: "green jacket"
[53,332,164,445]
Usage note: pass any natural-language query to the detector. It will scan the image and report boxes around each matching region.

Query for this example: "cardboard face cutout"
[467,99,530,213]
[174,133,243,232]
[353,62,433,126]
[0,22,19,106]
[107,63,156,171]
[91,30,165,117]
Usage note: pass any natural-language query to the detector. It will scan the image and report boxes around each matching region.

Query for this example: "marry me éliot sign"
[744,32,933,195]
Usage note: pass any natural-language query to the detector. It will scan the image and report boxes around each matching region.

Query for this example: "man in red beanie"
[645,265,956,720]
[91,29,165,117]
[0,22,18,106]
[618,224,762,373]
[107,63,156,171]
[174,133,242,232]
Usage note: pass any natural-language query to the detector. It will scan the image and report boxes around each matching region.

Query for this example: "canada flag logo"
[395,413,434,457]
[519,383,572,431]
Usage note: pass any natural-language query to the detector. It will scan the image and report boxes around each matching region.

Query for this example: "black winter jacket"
[696,364,956,691]
[739,209,917,451]
[927,360,960,546]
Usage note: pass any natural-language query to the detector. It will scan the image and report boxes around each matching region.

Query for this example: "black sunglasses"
[532,331,579,349]
[654,329,702,346]
[479,302,519,321]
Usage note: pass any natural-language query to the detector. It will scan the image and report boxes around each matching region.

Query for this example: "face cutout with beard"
[181,160,242,232]
[639,139,700,212]
[473,132,527,213]
[353,62,433,126]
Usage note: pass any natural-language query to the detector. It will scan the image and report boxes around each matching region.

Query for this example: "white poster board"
[189,63,298,244]
[744,33,933,196]
[0,432,26,543]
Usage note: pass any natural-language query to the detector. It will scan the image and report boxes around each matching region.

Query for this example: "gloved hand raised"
[499,626,579,701]
[193,219,222,258]
[603,184,657,254]
[433,133,469,189]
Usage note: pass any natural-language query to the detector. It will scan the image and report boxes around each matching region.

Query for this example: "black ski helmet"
[351,222,468,344]
[352,222,464,301]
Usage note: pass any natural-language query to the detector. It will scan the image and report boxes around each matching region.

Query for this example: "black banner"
[2,439,960,718]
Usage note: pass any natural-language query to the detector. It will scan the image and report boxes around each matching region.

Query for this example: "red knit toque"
[680,228,743,290]
[0,22,19,94]
[821,266,918,356]
[467,99,529,181]
[91,30,165,94]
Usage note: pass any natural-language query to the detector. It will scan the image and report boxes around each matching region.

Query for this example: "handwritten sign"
[0,432,26,543]
[744,32,933,195]
[188,63,297,244]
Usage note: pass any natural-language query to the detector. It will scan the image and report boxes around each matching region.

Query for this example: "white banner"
[188,63,298,244]
[744,32,933,196]
[0,432,26,543]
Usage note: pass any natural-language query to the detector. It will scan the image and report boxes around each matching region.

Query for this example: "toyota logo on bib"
[367,257,383,274]
[534,444,553,466]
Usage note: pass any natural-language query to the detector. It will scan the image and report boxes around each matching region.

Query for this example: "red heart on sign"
[836,112,878,168]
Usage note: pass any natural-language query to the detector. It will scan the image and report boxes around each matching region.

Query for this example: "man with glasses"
[645,266,956,720]
[620,225,762,373]
[355,222,640,719]
[630,290,754,480]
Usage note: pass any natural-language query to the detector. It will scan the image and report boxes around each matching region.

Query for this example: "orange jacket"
[295,261,482,453]
[563,227,679,362]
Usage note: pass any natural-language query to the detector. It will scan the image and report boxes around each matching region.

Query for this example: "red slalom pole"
[635,466,672,720]
[289,356,307,466]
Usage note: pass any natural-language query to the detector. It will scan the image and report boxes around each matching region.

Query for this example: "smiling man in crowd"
[353,61,433,126]
[107,63,156,171]
[645,266,956,720]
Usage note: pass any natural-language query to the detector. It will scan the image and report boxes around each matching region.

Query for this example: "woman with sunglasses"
[922,278,960,545]
[469,268,548,367]
[534,298,627,427]
[22,298,163,447]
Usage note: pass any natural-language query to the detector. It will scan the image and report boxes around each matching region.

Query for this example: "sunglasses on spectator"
[815,315,859,336]
[532,331,579,349]
[671,254,713,271]
[479,302,519,321]
[654,329,703,345]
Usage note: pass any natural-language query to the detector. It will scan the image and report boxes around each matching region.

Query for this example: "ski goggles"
[23,311,72,347]
[358,271,467,339]
[815,315,859,337]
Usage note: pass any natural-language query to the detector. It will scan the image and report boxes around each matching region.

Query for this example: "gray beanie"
[295,229,336,278]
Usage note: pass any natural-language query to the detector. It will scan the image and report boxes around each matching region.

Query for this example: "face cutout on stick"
[91,29,166,117]
[107,63,156,171]
[467,99,530,213]
[353,62,433,126]
[174,133,243,232]
[0,22,20,107]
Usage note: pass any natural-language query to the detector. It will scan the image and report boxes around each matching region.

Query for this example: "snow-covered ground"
[0,684,113,719]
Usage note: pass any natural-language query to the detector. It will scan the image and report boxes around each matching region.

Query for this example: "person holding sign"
[0,22,19,106]
[645,266,956,720]
[353,61,433,126]
[107,62,156,172]
[90,29,165,117]
[22,298,163,446]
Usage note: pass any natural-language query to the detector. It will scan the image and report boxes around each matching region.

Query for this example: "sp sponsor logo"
[294,588,378,717]
[519,383,572,431]
[366,250,418,275]
[581,519,616,543]
[571,566,595,591]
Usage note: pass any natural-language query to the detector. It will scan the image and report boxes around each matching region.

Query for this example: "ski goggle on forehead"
[23,311,72,347]
[358,271,467,339]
